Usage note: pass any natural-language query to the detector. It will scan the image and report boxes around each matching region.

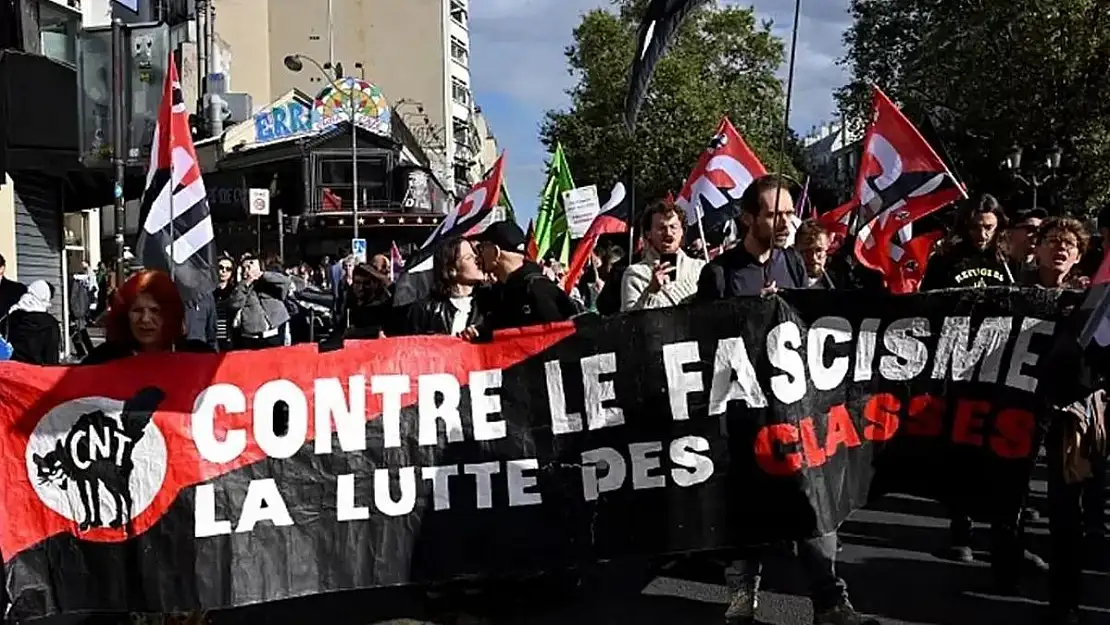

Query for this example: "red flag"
[322,188,343,211]
[563,182,631,294]
[525,219,539,261]
[676,117,767,229]
[817,201,856,254]
[852,86,965,280]
[887,231,943,294]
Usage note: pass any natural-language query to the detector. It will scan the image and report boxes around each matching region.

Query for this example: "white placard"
[248,188,270,216]
[351,238,367,263]
[561,185,601,239]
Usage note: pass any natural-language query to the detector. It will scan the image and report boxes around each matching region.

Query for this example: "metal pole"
[351,83,359,242]
[196,0,207,103]
[327,0,335,69]
[111,18,127,287]
[277,207,285,259]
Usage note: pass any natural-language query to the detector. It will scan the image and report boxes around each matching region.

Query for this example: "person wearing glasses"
[1005,208,1046,277]
[213,256,237,351]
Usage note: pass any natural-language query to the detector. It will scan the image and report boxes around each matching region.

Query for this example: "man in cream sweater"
[621,199,706,311]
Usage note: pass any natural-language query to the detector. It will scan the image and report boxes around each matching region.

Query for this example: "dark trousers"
[726,532,847,612]
[1083,450,1107,536]
[71,327,94,359]
[949,504,1024,576]
[1048,422,1107,611]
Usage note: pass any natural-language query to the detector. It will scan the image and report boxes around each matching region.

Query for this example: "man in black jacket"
[697,175,808,300]
[471,222,577,333]
[696,175,872,625]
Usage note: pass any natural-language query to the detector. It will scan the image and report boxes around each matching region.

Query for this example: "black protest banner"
[0,287,1079,619]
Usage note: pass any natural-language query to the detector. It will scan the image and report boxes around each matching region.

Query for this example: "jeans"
[726,532,848,612]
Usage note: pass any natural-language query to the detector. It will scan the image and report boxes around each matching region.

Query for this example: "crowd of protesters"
[0,173,1104,625]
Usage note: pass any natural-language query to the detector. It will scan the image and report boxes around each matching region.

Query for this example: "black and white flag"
[136,52,216,305]
[392,154,506,308]
[625,0,711,131]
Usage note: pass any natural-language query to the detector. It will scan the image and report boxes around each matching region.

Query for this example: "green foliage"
[839,0,1110,216]
[540,0,799,209]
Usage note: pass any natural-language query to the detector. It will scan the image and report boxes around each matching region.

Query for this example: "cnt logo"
[25,388,168,533]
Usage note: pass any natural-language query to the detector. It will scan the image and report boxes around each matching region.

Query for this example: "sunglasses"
[218,265,233,271]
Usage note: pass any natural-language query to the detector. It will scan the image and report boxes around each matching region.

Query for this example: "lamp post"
[284,53,361,242]
[1003,144,1062,212]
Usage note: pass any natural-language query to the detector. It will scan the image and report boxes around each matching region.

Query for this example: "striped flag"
[136,52,215,305]
[1080,249,1110,348]
[392,153,506,307]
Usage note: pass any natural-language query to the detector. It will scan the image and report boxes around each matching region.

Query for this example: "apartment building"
[203,0,481,196]
[801,121,863,205]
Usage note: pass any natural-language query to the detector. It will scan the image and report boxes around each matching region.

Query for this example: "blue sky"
[469,0,852,226]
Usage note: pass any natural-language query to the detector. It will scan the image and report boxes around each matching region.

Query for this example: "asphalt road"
[209,465,1108,625]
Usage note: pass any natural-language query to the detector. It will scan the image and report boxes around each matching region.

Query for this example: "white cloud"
[469,0,851,221]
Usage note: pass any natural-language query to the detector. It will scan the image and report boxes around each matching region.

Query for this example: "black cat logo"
[32,387,165,531]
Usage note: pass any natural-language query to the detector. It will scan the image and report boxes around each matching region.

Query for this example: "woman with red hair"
[82,270,213,364]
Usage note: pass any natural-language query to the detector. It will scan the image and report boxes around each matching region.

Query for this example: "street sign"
[248,188,270,216]
[351,238,367,263]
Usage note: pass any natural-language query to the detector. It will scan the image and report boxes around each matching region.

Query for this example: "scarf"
[9,280,51,314]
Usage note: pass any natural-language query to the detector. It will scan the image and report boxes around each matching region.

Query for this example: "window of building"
[451,0,468,27]
[316,156,391,210]
[451,78,470,106]
[38,0,79,66]
[450,37,468,67]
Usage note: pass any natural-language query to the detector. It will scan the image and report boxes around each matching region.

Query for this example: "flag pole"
[697,213,710,261]
[767,0,803,284]
[169,63,176,286]
[111,18,126,288]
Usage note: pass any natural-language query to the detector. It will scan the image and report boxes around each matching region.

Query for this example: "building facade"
[0,0,110,359]
[801,121,863,206]
[202,0,480,197]
[469,106,498,182]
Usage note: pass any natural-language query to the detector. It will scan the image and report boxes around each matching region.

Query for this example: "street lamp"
[284,53,361,242]
[1003,144,1061,212]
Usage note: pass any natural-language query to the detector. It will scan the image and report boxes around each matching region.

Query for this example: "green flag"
[498,179,516,223]
[535,143,574,264]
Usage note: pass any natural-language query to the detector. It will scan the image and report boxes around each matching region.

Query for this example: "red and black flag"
[525,218,539,261]
[887,230,944,294]
[136,52,216,306]
[393,154,506,307]
[675,117,767,233]
[852,86,965,285]
[625,0,711,131]
[1079,248,1110,348]
[562,181,631,294]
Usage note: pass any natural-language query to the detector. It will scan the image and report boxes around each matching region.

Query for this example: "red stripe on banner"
[0,324,575,559]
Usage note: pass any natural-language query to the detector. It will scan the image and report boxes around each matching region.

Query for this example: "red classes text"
[754,393,1035,476]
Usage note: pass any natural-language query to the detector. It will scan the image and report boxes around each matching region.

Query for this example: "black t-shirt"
[696,246,806,300]
[920,245,1014,290]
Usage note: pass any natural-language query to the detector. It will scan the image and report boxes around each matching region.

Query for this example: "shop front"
[0,49,115,358]
[197,84,452,264]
